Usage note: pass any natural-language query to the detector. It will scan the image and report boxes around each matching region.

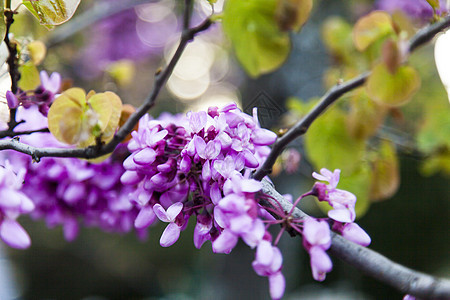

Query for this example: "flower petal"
[160,223,181,247]
[341,223,371,246]
[212,229,238,253]
[0,219,31,249]
[269,271,285,300]
[133,148,157,165]
[135,205,157,229]
[153,203,170,222]
[166,202,183,220]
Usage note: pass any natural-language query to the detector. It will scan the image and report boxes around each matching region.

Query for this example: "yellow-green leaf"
[352,11,394,52]
[47,88,86,144]
[347,90,387,139]
[366,63,421,107]
[416,103,450,153]
[86,93,112,133]
[98,91,122,142]
[27,41,47,65]
[322,17,354,62]
[18,62,40,91]
[78,91,122,148]
[369,141,400,202]
[275,0,312,32]
[223,0,291,78]
[23,0,81,26]
[305,106,366,175]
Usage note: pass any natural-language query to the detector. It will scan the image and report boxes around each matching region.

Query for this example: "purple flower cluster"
[0,160,34,249]
[22,155,142,241]
[1,106,143,241]
[121,103,285,298]
[376,0,449,23]
[7,71,61,116]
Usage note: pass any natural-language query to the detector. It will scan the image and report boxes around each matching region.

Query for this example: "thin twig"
[4,8,20,131]
[260,179,450,299]
[253,14,450,181]
[0,128,49,139]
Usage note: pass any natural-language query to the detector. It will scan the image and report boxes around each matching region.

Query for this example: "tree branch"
[253,14,450,181]
[260,179,450,299]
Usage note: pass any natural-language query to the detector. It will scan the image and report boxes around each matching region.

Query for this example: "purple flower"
[6,91,18,109]
[302,217,332,281]
[154,202,183,247]
[333,222,371,246]
[252,240,285,300]
[312,168,356,223]
[39,71,61,95]
[193,213,212,249]
[0,161,34,249]
[8,71,62,116]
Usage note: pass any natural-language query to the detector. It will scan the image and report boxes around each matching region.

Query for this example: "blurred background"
[3,0,449,299]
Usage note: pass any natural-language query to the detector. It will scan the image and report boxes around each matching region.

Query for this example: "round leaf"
[101,91,123,142]
[305,107,366,175]
[18,62,40,91]
[366,63,421,107]
[27,41,47,65]
[23,0,81,26]
[347,90,387,139]
[275,0,313,32]
[223,0,291,78]
[352,11,394,51]
[47,88,86,144]
[369,141,400,202]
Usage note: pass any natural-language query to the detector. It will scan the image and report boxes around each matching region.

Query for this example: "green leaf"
[275,0,313,32]
[305,106,366,175]
[416,103,450,153]
[352,11,394,52]
[22,0,81,26]
[366,63,421,107]
[369,141,400,202]
[18,62,40,91]
[346,90,387,139]
[322,17,354,62]
[223,0,291,78]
